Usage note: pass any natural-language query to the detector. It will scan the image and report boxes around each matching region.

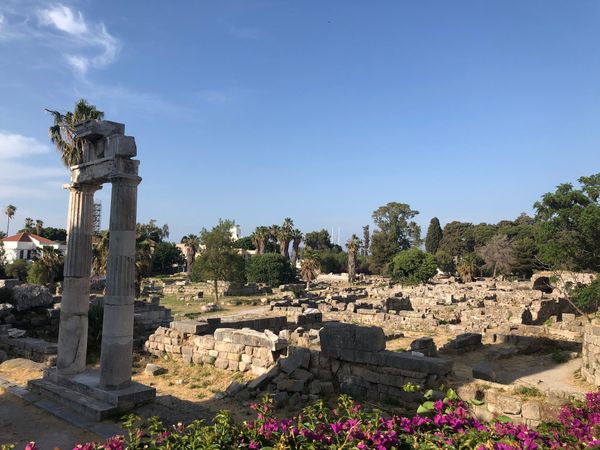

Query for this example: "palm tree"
[181,234,200,278]
[23,217,34,232]
[4,205,16,235]
[252,226,270,254]
[300,250,320,290]
[46,99,104,167]
[457,253,478,282]
[35,219,44,236]
[92,230,110,275]
[276,218,294,259]
[135,235,156,297]
[290,229,303,268]
[37,247,63,285]
[347,234,360,282]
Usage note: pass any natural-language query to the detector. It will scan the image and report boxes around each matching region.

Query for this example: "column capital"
[64,182,102,194]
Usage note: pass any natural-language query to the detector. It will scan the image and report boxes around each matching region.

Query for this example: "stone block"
[320,322,385,356]
[144,364,166,376]
[497,395,521,415]
[522,401,541,421]
[472,361,497,382]
[214,358,229,370]
[170,321,208,335]
[280,347,310,374]
[277,378,305,392]
[291,368,313,381]
[11,284,53,312]
[193,335,215,350]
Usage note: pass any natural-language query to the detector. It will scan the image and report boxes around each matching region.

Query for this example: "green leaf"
[416,405,430,415]
[446,388,458,400]
[470,399,484,406]
[424,389,433,399]
[496,415,512,423]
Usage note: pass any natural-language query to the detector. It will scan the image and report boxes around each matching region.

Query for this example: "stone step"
[28,378,117,421]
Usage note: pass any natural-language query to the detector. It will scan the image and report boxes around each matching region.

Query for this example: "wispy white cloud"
[37,4,120,75]
[0,131,50,159]
[0,131,66,199]
[0,2,120,75]
[38,4,86,35]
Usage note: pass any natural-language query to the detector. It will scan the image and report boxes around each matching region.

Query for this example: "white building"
[230,225,242,241]
[1,232,64,263]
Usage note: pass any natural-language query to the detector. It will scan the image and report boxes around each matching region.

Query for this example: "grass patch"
[514,386,542,398]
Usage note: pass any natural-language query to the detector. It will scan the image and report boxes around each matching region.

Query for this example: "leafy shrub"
[5,260,28,281]
[245,253,295,287]
[435,250,456,275]
[13,391,600,449]
[390,248,438,284]
[571,276,600,312]
[317,249,347,274]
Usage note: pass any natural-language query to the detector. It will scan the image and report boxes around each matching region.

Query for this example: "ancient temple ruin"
[30,119,155,419]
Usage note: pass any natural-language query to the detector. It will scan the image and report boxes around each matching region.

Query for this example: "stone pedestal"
[100,176,140,390]
[57,183,100,375]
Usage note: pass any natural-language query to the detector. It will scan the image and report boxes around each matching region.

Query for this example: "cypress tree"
[425,217,443,254]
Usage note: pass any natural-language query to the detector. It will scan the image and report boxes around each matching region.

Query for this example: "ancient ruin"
[28,119,155,417]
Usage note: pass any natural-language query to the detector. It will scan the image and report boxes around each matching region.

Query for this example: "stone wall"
[144,321,453,410]
[145,326,286,376]
[162,280,272,299]
[0,325,57,365]
[582,324,600,386]
[457,382,579,427]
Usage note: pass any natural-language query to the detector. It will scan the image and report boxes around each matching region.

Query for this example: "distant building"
[230,225,242,241]
[1,232,65,263]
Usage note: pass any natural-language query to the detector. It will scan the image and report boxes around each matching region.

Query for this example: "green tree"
[318,248,347,274]
[23,217,34,232]
[137,219,169,243]
[304,229,333,251]
[4,205,16,235]
[438,221,476,258]
[457,253,480,282]
[246,253,295,287]
[276,218,294,259]
[40,227,67,243]
[370,202,420,273]
[233,236,256,251]
[534,174,600,272]
[46,99,105,167]
[251,226,271,254]
[191,219,246,304]
[152,242,185,275]
[389,248,437,285]
[571,277,600,312]
[435,250,456,275]
[0,242,6,278]
[424,217,443,254]
[6,260,28,281]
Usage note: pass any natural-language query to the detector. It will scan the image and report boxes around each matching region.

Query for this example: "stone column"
[57,183,100,375]
[100,176,141,389]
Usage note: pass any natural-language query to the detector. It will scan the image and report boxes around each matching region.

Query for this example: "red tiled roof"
[1,232,58,245]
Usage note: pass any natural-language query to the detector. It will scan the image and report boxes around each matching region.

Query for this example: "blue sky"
[0,1,598,243]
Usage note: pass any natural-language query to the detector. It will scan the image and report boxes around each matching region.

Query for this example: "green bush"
[571,277,600,312]
[245,253,295,287]
[5,260,29,281]
[318,249,347,274]
[190,252,246,283]
[435,250,456,274]
[390,248,438,285]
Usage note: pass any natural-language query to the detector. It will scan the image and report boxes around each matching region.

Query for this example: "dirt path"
[0,388,101,450]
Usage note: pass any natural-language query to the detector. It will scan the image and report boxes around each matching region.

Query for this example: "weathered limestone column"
[57,183,100,375]
[99,176,141,389]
